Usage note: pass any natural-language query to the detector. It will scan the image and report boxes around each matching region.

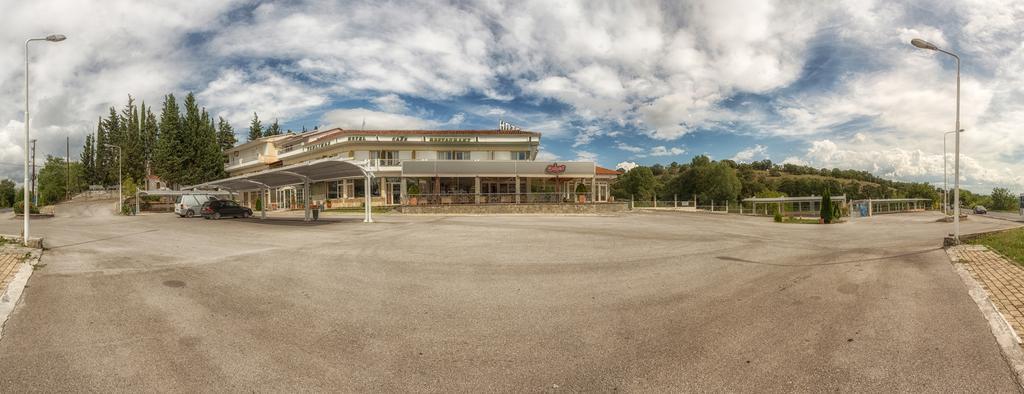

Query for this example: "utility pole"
[30,139,36,206]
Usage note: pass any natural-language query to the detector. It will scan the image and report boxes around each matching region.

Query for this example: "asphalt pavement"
[0,202,1021,392]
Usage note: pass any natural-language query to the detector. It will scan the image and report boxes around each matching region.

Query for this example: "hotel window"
[327,181,339,199]
[371,150,400,166]
[439,151,471,160]
[511,151,530,160]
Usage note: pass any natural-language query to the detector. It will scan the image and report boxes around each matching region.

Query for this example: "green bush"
[575,183,588,194]
[13,201,39,214]
[408,183,420,196]
[774,211,783,222]
[255,197,263,211]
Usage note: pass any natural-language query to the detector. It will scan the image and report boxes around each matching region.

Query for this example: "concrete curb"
[947,248,1024,390]
[0,252,38,341]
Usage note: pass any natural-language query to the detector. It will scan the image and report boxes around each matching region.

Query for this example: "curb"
[947,247,1024,390]
[0,251,39,341]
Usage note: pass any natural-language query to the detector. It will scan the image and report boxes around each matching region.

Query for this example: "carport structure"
[190,158,376,223]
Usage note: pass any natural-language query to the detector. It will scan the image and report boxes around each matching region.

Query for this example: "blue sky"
[1,0,1023,192]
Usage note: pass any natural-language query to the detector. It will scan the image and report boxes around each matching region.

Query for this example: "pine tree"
[264,119,281,137]
[820,189,832,224]
[154,94,183,187]
[102,106,122,186]
[81,133,96,186]
[120,96,145,184]
[94,117,108,186]
[217,117,236,151]
[201,110,225,181]
[248,112,262,141]
[143,105,159,175]
[179,92,204,185]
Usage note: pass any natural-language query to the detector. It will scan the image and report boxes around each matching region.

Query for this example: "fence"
[409,193,596,205]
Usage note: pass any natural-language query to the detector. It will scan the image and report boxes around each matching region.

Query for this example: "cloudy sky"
[1,0,1022,192]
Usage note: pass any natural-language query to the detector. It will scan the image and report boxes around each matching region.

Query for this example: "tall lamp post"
[943,129,964,216]
[24,34,67,246]
[104,144,122,213]
[912,38,961,243]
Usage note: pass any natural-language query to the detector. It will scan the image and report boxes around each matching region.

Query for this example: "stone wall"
[398,203,630,214]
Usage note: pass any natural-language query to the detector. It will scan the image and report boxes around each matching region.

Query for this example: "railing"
[409,193,585,205]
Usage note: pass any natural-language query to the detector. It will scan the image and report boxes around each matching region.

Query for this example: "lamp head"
[911,38,938,51]
[45,34,66,42]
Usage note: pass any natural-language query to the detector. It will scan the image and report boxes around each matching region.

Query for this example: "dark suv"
[201,200,252,220]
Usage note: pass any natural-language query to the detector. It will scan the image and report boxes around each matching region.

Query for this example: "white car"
[174,194,219,218]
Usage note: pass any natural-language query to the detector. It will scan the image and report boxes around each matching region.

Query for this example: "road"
[0,202,1021,392]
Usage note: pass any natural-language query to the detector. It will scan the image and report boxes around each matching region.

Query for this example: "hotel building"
[221,128,620,210]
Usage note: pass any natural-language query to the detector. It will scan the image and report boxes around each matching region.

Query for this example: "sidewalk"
[950,244,1024,341]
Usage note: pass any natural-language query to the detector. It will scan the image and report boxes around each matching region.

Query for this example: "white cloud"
[616,161,639,172]
[371,94,409,114]
[199,68,328,128]
[535,148,559,162]
[649,146,686,157]
[575,150,598,162]
[782,156,808,166]
[616,142,645,153]
[731,145,768,162]
[322,108,437,130]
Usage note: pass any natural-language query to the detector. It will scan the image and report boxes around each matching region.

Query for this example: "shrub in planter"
[407,183,421,205]
[13,201,39,214]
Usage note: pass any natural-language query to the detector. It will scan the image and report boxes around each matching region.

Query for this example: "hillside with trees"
[612,156,1014,210]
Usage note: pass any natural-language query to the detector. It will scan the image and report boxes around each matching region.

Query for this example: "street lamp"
[943,129,964,217]
[23,34,66,246]
[104,144,122,213]
[912,38,961,242]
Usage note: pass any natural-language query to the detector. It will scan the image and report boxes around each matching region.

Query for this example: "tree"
[0,179,15,208]
[612,166,658,201]
[81,133,96,186]
[248,112,262,141]
[102,106,122,186]
[694,161,742,203]
[991,187,1017,211]
[154,93,183,187]
[264,118,281,137]
[141,102,159,174]
[217,117,236,151]
[37,156,84,205]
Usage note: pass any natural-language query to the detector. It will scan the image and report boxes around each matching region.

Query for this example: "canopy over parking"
[190,158,375,222]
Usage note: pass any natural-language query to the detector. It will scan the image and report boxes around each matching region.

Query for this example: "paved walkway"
[952,244,1024,341]
[0,252,24,295]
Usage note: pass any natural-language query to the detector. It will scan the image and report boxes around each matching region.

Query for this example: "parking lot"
[0,201,1021,391]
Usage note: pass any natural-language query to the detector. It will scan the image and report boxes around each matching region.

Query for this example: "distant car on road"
[175,194,219,218]
[200,200,252,220]
[974,205,988,214]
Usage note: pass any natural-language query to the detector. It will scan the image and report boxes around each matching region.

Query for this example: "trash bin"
[312,204,320,221]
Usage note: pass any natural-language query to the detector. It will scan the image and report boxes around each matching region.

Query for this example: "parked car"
[175,194,219,217]
[974,205,988,214]
[200,200,252,220]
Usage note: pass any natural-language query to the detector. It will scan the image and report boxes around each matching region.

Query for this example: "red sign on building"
[545,163,566,175]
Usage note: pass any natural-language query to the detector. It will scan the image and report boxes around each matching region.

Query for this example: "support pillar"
[364,173,373,223]
[303,180,310,222]
[261,187,267,219]
[400,177,408,205]
[590,176,596,204]
[474,176,481,204]
[515,176,521,204]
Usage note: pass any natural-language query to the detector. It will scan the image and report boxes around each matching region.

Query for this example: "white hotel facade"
[222,128,620,210]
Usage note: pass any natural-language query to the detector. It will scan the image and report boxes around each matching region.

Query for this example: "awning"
[191,157,373,191]
[401,160,596,178]
[189,157,376,223]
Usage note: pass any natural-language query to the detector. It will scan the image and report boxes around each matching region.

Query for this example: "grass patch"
[968,227,1024,266]
[780,216,821,224]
